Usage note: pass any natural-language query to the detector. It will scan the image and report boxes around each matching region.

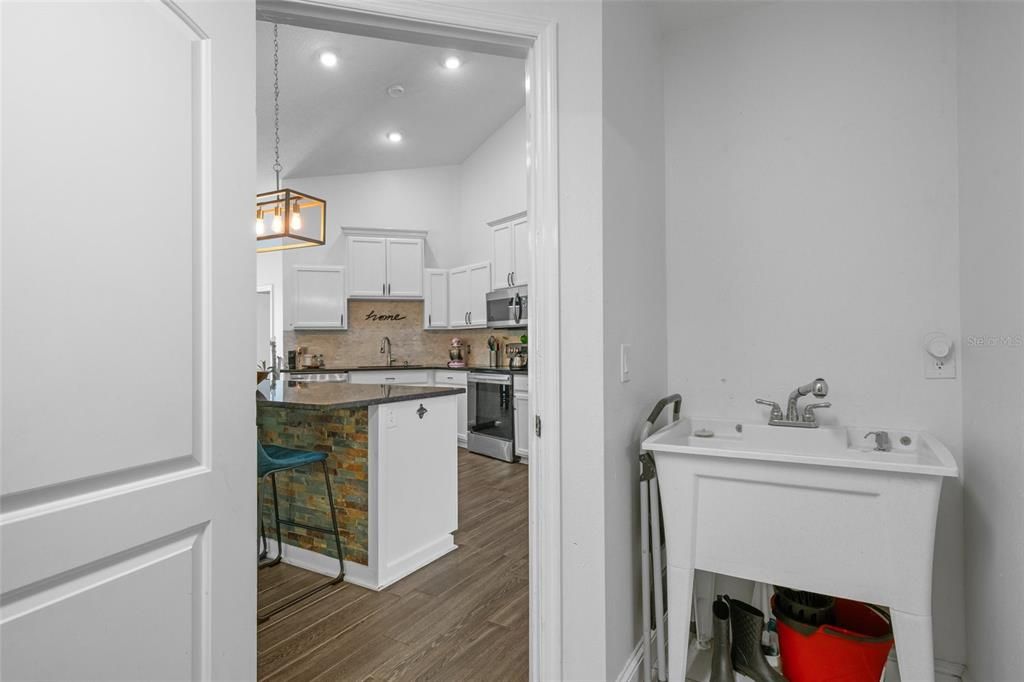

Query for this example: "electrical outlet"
[620,344,631,383]
[925,354,956,379]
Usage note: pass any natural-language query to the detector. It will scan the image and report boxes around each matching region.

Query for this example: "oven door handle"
[468,373,512,385]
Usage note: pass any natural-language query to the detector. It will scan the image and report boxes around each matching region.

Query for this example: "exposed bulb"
[290,201,302,231]
[271,206,284,233]
[254,208,266,235]
[444,55,462,70]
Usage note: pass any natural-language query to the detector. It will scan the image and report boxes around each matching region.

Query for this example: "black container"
[287,350,297,370]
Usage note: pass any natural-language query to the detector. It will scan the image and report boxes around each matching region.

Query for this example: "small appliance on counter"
[506,343,527,370]
[447,337,467,368]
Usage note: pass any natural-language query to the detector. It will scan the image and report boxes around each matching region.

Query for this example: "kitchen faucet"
[755,377,831,428]
[380,336,394,367]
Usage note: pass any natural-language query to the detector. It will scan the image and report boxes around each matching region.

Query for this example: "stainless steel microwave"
[485,285,528,329]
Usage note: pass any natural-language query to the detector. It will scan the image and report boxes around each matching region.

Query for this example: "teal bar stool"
[258,442,344,622]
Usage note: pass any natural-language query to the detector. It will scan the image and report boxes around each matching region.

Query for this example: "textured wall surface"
[285,299,527,370]
[257,405,370,564]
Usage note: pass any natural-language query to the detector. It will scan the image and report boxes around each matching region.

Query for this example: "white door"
[511,217,530,287]
[348,236,387,297]
[292,265,347,329]
[449,266,470,327]
[385,238,424,298]
[424,269,449,329]
[492,222,514,290]
[468,262,493,326]
[0,2,255,680]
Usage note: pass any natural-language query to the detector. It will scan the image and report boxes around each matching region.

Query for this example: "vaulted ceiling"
[256,21,526,185]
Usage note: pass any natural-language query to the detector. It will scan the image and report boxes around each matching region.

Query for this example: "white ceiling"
[256,22,526,185]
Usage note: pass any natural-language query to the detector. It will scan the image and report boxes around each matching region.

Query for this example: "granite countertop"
[257,380,466,410]
[284,365,527,375]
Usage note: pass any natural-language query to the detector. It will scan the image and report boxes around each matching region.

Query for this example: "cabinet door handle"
[340,313,344,327]
[388,283,391,296]
[382,283,385,296]
[511,271,516,285]
[428,313,432,327]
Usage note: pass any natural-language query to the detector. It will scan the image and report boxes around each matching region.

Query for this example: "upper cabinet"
[424,269,449,329]
[490,211,529,290]
[345,228,426,298]
[449,262,491,328]
[291,265,347,330]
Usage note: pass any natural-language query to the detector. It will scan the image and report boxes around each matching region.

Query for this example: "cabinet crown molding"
[342,226,429,240]
[486,210,527,228]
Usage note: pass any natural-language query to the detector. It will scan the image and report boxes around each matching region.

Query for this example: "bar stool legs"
[258,460,345,623]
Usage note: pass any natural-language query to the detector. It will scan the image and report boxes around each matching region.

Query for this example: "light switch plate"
[620,344,631,383]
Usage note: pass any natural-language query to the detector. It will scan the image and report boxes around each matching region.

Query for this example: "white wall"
[459,107,527,264]
[256,249,284,354]
[281,164,462,269]
[662,1,966,665]
[957,5,1024,680]
[602,2,666,678]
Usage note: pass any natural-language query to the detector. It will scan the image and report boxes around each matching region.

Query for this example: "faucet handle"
[802,401,831,422]
[755,398,783,421]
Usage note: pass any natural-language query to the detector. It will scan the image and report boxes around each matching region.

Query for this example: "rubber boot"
[710,596,735,682]
[728,598,786,682]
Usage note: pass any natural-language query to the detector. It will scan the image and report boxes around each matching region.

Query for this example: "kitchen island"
[256,380,464,590]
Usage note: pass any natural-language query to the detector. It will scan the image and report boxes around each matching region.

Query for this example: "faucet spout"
[379,336,393,367]
[786,378,828,422]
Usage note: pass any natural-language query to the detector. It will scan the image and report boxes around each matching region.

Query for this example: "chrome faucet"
[379,336,394,367]
[756,377,831,428]
[786,378,829,422]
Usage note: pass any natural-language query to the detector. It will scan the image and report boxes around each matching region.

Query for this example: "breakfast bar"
[256,379,464,590]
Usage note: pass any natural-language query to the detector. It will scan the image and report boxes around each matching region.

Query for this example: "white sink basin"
[642,417,957,477]
[642,416,958,682]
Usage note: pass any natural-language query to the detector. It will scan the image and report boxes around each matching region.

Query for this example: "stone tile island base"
[256,382,461,591]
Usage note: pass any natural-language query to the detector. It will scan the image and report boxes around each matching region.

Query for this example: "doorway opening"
[252,2,560,680]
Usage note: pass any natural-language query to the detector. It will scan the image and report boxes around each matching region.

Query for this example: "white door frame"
[256,2,561,678]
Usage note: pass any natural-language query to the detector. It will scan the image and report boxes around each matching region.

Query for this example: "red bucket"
[773,596,894,682]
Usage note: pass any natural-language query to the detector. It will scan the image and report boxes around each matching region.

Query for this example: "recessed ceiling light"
[443,55,462,70]
[386,84,406,98]
[386,131,403,143]
[319,51,339,68]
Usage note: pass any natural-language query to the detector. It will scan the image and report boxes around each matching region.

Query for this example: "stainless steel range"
[467,371,516,462]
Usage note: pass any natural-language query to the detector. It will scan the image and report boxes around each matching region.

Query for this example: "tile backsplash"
[284,300,526,369]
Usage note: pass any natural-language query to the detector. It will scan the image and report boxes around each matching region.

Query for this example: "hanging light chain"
[272,23,282,190]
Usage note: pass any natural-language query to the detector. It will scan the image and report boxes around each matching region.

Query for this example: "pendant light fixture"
[256,24,326,253]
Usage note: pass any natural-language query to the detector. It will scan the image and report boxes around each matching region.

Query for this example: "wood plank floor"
[257,448,529,682]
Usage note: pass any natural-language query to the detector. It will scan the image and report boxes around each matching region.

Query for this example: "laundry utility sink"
[644,417,957,476]
[642,417,958,682]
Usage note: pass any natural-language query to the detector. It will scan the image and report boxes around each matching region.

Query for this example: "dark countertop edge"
[257,385,467,411]
[283,365,527,375]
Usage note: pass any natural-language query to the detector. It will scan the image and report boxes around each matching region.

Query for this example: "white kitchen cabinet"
[434,370,468,447]
[345,229,426,299]
[468,262,491,325]
[347,369,431,385]
[423,269,449,329]
[513,388,530,460]
[291,265,347,330]
[387,238,425,297]
[448,262,491,328]
[492,222,514,290]
[347,236,388,297]
[490,211,529,289]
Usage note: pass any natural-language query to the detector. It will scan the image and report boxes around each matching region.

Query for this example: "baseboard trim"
[264,536,458,591]
[264,538,378,590]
